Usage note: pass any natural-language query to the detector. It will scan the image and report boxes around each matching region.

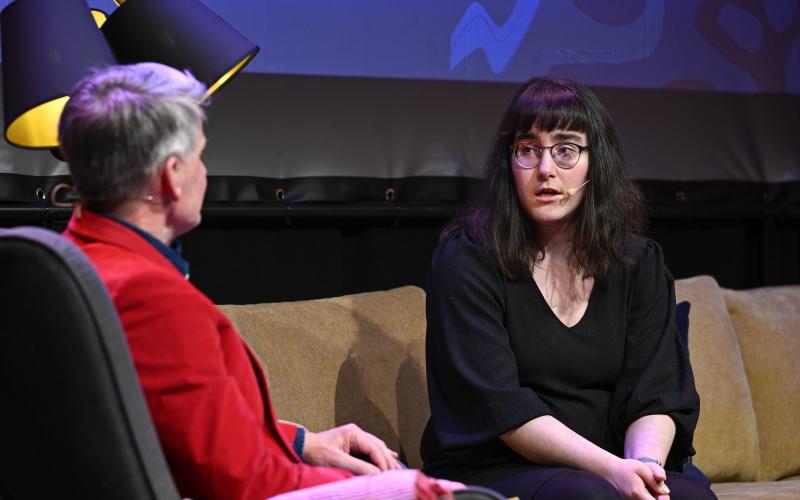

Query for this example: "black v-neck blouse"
[421,230,699,481]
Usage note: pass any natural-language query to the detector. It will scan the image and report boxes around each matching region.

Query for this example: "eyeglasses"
[510,141,588,170]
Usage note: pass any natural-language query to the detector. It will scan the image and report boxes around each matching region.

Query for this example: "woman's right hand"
[604,458,670,500]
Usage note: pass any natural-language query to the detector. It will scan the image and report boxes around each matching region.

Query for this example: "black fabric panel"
[638,179,800,218]
[202,175,479,204]
[2,173,798,218]
[0,173,71,204]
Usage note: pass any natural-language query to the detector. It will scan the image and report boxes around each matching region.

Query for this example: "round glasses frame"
[510,141,588,170]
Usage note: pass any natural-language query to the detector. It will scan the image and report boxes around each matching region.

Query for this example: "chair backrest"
[0,227,179,500]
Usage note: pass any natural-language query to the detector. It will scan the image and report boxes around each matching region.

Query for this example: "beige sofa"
[220,276,800,499]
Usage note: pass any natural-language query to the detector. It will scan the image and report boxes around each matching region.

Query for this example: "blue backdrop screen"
[2,0,799,94]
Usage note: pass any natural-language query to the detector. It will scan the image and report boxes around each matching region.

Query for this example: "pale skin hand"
[605,459,668,500]
[501,415,673,499]
[301,423,403,475]
[641,462,670,500]
[624,414,676,499]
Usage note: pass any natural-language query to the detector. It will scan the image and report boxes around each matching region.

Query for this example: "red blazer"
[65,211,351,500]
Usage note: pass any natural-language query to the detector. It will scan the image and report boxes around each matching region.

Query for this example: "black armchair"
[0,227,180,500]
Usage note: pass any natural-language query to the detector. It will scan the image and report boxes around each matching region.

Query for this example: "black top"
[421,230,699,481]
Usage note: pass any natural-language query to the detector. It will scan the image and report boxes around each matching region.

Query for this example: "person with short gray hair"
[59,62,206,213]
[61,63,464,500]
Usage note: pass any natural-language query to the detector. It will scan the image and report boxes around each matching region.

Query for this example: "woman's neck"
[535,221,573,264]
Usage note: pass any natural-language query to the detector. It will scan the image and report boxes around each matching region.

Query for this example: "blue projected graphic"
[449,0,665,79]
[1,0,798,94]
[450,0,542,74]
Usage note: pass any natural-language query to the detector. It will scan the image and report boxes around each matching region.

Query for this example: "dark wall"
[181,202,800,305]
[2,180,798,305]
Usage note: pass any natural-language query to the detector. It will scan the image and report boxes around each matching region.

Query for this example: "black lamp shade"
[1,0,116,149]
[102,0,259,100]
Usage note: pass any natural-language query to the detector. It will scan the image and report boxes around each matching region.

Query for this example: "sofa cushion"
[219,286,429,469]
[723,286,800,481]
[711,479,800,499]
[675,276,760,481]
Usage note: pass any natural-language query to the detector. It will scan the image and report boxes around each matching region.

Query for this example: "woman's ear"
[159,155,183,200]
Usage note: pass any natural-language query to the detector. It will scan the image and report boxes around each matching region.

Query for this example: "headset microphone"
[564,180,590,197]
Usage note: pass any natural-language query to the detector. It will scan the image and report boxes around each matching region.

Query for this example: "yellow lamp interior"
[5,96,69,149]
[203,52,256,101]
[91,9,107,28]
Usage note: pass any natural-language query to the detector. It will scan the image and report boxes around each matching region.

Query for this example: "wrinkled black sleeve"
[424,231,550,462]
[611,238,700,470]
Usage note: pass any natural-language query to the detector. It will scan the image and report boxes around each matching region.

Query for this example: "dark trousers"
[485,468,717,500]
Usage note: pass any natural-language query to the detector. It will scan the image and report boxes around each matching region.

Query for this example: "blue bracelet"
[637,457,663,467]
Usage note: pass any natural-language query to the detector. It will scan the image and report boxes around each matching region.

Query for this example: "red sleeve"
[116,269,351,500]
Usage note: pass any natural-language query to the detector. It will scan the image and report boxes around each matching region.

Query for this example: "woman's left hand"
[640,461,670,499]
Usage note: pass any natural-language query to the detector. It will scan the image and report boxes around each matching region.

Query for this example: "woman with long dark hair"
[421,77,716,500]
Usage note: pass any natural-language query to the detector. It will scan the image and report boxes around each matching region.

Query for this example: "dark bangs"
[507,80,591,138]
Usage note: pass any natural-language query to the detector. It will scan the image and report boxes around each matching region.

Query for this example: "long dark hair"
[444,77,646,279]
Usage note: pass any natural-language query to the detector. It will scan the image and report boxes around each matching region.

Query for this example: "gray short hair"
[59,63,207,208]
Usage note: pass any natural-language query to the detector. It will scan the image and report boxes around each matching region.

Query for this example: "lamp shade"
[102,0,259,100]
[91,9,108,28]
[1,0,117,149]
